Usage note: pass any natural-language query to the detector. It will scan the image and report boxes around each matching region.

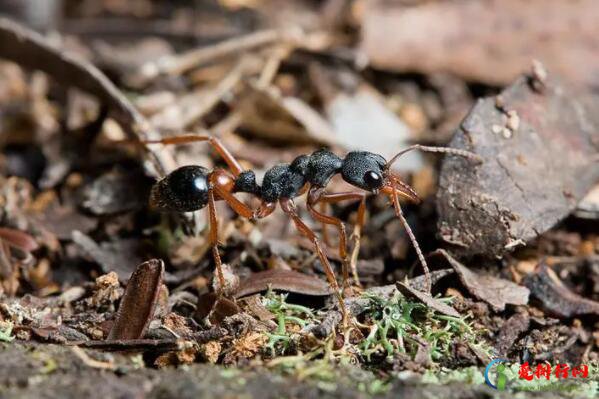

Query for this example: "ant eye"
[364,171,382,189]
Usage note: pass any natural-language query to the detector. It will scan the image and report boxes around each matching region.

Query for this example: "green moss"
[262,291,316,355]
[358,291,488,363]
[0,322,14,343]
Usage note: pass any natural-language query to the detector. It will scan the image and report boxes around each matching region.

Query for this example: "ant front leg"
[307,187,367,291]
[279,198,349,325]
[389,188,431,293]
[143,133,244,176]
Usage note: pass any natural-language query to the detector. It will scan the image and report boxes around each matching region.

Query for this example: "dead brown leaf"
[432,249,529,312]
[108,259,164,340]
[235,269,332,298]
[524,262,599,318]
[396,281,460,318]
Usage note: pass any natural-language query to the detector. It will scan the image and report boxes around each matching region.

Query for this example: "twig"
[150,57,251,131]
[70,338,185,352]
[139,29,281,80]
[70,346,115,370]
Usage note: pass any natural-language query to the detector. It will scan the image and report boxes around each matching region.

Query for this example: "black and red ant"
[144,134,481,322]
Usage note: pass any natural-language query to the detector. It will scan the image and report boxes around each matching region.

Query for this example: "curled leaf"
[524,262,599,318]
[0,227,39,252]
[108,259,164,340]
[432,249,529,312]
[396,282,461,318]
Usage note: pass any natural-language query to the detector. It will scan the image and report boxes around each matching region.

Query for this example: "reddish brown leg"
[319,201,332,247]
[207,188,226,295]
[143,134,244,176]
[209,171,252,219]
[307,188,367,289]
[346,196,366,288]
[253,200,276,219]
[207,169,270,296]
[279,198,348,324]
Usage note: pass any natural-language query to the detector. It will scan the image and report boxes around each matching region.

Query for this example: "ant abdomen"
[150,165,210,212]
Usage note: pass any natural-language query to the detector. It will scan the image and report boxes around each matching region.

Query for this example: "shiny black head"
[150,165,210,212]
[341,151,387,192]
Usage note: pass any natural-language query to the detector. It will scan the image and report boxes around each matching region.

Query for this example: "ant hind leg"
[142,133,244,176]
[207,188,227,295]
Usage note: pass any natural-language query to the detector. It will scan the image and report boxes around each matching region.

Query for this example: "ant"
[143,134,481,323]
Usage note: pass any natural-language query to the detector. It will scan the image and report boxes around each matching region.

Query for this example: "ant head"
[341,151,420,202]
[341,151,387,192]
[150,165,210,212]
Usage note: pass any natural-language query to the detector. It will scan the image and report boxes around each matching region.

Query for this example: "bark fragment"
[437,75,599,257]
[107,259,164,340]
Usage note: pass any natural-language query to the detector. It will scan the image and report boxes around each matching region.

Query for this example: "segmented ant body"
[146,134,481,322]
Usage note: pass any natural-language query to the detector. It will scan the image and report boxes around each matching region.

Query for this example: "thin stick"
[140,29,280,79]
[387,144,482,169]
[391,189,431,293]
[150,57,250,131]
[70,346,115,370]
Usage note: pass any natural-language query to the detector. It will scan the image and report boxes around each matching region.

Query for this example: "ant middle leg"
[279,198,349,324]
[307,187,367,290]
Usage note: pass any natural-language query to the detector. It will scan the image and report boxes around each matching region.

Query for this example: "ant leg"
[209,169,253,219]
[210,169,277,220]
[387,144,482,168]
[390,188,431,293]
[143,134,244,176]
[279,198,349,324]
[207,188,226,295]
[206,170,275,296]
[307,187,367,291]
[348,196,366,288]
[253,200,277,219]
[319,202,332,247]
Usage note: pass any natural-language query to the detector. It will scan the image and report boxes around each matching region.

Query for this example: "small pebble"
[507,110,520,132]
[492,124,503,134]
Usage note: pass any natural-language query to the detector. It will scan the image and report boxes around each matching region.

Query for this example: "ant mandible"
[144,134,481,322]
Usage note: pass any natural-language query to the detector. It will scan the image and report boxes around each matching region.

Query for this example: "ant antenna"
[386,144,483,169]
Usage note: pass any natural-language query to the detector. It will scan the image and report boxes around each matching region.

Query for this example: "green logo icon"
[485,359,509,390]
